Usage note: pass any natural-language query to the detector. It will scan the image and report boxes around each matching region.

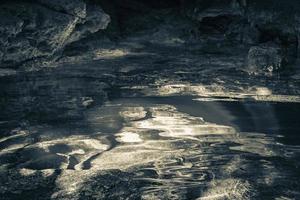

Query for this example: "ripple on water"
[1,98,300,199]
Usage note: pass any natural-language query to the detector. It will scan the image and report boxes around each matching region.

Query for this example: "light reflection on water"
[84,96,300,199]
[1,96,300,199]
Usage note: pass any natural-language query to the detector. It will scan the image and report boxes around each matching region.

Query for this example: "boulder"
[0,0,110,69]
[67,4,111,43]
[247,44,285,74]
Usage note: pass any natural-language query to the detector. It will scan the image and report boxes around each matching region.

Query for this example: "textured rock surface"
[0,0,110,69]
[0,169,140,200]
[180,0,300,75]
[247,44,284,74]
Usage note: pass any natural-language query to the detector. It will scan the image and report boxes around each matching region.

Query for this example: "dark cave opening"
[198,15,236,34]
[90,0,195,36]
[90,0,245,40]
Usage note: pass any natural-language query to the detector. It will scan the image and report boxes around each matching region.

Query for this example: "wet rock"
[200,179,253,200]
[0,168,59,200]
[53,170,140,200]
[247,44,285,74]
[0,0,110,69]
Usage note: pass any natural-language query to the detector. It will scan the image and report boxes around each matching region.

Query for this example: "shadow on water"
[1,94,300,199]
[125,96,300,145]
[91,95,300,199]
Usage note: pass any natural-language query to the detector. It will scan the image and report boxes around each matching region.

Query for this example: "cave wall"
[182,0,300,73]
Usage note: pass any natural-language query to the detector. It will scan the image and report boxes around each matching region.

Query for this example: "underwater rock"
[52,170,140,200]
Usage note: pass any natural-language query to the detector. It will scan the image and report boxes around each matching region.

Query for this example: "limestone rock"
[67,5,111,44]
[247,44,284,74]
[0,1,110,69]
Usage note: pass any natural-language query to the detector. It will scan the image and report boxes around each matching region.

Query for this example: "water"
[92,96,300,199]
[1,95,299,199]
[1,32,300,199]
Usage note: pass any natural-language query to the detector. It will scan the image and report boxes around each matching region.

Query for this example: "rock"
[0,2,76,68]
[52,170,140,200]
[0,0,110,69]
[184,0,244,41]
[0,168,59,200]
[0,168,140,200]
[238,1,299,74]
[36,0,87,18]
[245,0,299,50]
[184,0,300,52]
[67,5,110,44]
[247,44,284,74]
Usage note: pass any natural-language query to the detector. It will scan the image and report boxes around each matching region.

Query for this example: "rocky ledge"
[0,0,110,69]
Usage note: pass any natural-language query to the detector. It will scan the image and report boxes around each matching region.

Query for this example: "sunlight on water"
[151,84,300,103]
[1,96,300,199]
[85,98,300,199]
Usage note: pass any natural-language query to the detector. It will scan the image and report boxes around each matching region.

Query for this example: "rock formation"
[0,0,110,68]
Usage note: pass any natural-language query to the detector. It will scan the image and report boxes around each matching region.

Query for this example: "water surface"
[1,96,300,199]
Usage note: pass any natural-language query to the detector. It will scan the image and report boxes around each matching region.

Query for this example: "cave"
[1,0,300,199]
[91,0,190,36]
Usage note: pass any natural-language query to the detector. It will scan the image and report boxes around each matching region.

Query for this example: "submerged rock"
[0,168,140,200]
[52,170,140,200]
[0,168,59,200]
